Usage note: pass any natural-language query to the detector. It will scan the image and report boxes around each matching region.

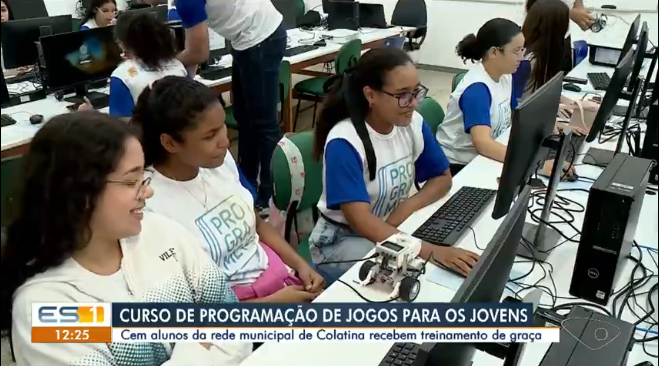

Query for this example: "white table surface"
[1,27,413,153]
[239,51,659,366]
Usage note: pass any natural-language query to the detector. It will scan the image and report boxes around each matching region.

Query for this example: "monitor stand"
[517,128,575,262]
[63,84,108,105]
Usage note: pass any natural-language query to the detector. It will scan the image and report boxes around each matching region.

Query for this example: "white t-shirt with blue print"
[436,62,519,166]
[145,153,269,286]
[109,58,188,118]
[319,111,451,224]
[175,0,282,51]
[80,19,98,30]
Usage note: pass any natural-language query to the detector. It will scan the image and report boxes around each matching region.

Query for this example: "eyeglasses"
[98,8,118,15]
[498,47,527,57]
[107,177,152,200]
[379,85,429,108]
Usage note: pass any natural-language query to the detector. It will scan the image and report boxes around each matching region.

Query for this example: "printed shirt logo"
[194,194,258,278]
[127,66,138,78]
[371,156,415,218]
[493,100,513,139]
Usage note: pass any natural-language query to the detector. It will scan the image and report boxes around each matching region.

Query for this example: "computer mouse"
[563,83,582,92]
[634,362,653,366]
[29,114,44,125]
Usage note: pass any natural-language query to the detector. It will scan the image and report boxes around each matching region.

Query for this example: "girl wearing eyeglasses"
[80,0,117,30]
[1,112,251,365]
[436,18,525,176]
[309,47,480,284]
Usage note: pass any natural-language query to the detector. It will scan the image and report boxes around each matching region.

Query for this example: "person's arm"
[109,76,135,120]
[570,0,595,31]
[176,0,211,69]
[386,123,452,227]
[325,139,473,270]
[460,83,508,163]
[512,59,532,106]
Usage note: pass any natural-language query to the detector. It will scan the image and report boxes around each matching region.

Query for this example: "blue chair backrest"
[384,36,406,50]
[573,40,588,67]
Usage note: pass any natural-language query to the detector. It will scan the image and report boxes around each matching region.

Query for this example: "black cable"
[466,226,485,251]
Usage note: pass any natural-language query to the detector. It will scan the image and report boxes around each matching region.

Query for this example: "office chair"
[391,0,428,52]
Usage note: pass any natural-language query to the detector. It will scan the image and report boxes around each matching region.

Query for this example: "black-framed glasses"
[380,85,429,108]
[107,177,151,200]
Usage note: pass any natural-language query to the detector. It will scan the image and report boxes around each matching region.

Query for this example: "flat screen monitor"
[0,15,72,69]
[10,0,48,20]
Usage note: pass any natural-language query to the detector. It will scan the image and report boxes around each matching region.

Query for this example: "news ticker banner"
[32,303,560,344]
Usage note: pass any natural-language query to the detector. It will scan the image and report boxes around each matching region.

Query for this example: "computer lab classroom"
[0,0,658,365]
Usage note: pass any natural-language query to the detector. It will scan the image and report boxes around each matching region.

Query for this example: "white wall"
[353,0,658,70]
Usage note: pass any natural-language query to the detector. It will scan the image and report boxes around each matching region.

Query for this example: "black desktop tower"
[569,154,653,305]
[641,101,658,185]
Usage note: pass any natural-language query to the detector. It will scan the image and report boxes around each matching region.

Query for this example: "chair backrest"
[1,156,23,228]
[295,0,306,19]
[452,71,466,92]
[384,36,406,50]
[271,131,322,213]
[573,40,588,67]
[416,97,445,135]
[391,0,427,27]
[335,39,362,74]
[279,60,291,103]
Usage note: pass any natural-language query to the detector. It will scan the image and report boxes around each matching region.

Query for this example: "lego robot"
[358,233,425,302]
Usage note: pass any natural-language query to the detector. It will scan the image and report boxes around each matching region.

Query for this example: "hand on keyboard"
[555,122,587,137]
[77,97,94,112]
[429,246,480,277]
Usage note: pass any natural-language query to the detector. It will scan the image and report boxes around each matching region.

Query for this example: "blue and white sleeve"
[237,166,258,203]
[324,139,370,210]
[415,122,451,183]
[459,82,493,133]
[108,77,135,118]
[175,0,208,29]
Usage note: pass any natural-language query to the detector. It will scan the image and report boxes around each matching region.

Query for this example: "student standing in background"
[144,0,287,217]
[80,0,117,30]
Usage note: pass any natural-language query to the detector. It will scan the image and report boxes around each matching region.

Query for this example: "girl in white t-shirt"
[1,112,250,366]
[309,48,479,283]
[132,76,325,303]
[80,0,117,30]
[436,18,525,174]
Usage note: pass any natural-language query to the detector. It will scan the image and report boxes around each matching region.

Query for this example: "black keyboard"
[6,73,36,84]
[380,343,427,366]
[413,186,496,246]
[284,45,319,57]
[546,133,586,163]
[66,94,110,111]
[1,114,17,127]
[587,72,611,91]
[200,67,232,81]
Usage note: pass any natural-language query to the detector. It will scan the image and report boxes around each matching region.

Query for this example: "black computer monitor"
[626,22,648,94]
[10,0,49,20]
[272,0,298,30]
[0,15,72,69]
[1,72,9,108]
[359,3,387,29]
[586,50,634,144]
[327,0,360,31]
[40,26,122,104]
[422,185,532,366]
[492,72,564,220]
[118,6,162,23]
[618,14,641,65]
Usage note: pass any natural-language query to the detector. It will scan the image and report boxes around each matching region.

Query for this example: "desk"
[239,50,658,366]
[1,27,413,160]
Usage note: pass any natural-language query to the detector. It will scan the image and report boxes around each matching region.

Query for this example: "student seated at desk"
[308,48,480,283]
[1,112,251,366]
[518,0,598,126]
[1,0,31,77]
[436,19,525,175]
[105,13,187,118]
[80,0,117,30]
[132,76,326,302]
[167,0,180,21]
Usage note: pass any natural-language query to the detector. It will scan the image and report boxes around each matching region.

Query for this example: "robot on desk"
[358,233,426,302]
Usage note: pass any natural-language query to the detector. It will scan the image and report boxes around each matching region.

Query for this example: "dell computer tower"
[570,154,653,305]
[641,101,658,185]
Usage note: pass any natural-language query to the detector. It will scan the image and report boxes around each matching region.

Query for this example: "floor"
[0,68,456,366]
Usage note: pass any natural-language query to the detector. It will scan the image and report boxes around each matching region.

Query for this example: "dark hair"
[525,0,540,11]
[132,76,221,166]
[80,0,116,28]
[523,0,570,90]
[115,12,177,71]
[1,0,14,21]
[0,112,136,334]
[314,47,413,180]
[456,18,522,63]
